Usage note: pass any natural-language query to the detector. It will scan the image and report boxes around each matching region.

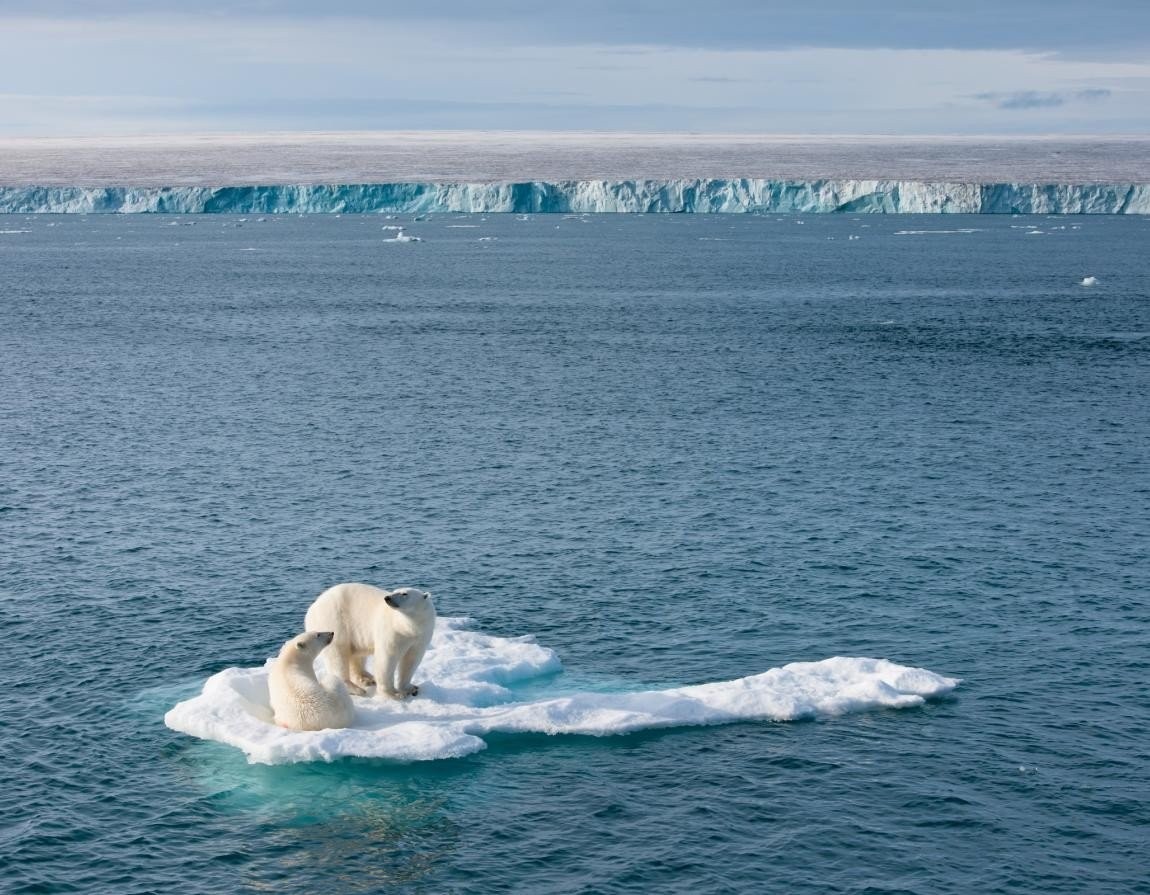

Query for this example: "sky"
[1,1,1148,136]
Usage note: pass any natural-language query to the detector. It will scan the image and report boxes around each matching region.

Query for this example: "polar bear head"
[284,630,334,660]
[383,587,433,613]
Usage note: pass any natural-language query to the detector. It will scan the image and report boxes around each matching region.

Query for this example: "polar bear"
[267,631,355,731]
[304,583,436,699]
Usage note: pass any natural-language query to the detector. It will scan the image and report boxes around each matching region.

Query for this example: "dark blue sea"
[2,213,1148,894]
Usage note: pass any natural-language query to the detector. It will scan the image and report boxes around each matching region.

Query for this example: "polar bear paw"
[380,684,419,700]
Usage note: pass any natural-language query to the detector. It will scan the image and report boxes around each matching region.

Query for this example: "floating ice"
[383,231,422,243]
[164,618,959,764]
[1081,276,1098,286]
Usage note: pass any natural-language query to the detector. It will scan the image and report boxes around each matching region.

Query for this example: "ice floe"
[164,618,959,764]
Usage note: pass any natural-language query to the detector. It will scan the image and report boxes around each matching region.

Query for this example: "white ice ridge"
[1,180,1148,214]
[163,617,960,764]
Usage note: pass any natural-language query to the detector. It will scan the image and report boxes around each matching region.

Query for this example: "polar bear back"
[304,582,390,655]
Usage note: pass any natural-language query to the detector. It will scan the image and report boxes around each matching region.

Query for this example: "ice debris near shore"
[1,179,1148,214]
[164,617,959,764]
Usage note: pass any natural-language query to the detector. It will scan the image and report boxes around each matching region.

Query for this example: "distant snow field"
[1,132,1149,186]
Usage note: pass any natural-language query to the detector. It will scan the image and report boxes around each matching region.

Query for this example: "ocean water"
[2,213,1148,894]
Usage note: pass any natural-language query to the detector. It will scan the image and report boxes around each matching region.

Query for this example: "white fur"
[304,583,436,699]
[267,631,355,731]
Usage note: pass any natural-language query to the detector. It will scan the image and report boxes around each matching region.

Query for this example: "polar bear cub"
[304,583,436,699]
[267,631,355,731]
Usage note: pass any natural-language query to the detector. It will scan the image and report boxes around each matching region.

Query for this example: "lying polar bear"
[304,583,436,699]
[267,631,355,731]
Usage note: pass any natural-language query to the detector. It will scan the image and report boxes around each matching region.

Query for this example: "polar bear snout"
[316,631,335,646]
[384,594,399,608]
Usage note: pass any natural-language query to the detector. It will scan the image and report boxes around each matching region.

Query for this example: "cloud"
[0,1,1148,55]
[0,15,1147,135]
[689,76,752,84]
[975,88,1112,109]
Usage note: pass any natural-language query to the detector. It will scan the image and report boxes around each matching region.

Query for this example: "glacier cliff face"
[0,180,1147,214]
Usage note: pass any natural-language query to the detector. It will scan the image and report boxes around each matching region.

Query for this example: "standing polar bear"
[305,583,436,699]
[267,631,356,731]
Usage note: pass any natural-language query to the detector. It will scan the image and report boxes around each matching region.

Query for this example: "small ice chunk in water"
[1080,276,1098,287]
[382,226,422,242]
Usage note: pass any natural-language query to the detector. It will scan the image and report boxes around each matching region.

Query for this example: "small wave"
[894,229,982,235]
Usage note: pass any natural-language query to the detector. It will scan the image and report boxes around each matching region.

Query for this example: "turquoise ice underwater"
[3,213,1149,893]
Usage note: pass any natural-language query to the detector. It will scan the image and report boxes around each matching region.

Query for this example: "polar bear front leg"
[396,642,428,698]
[375,643,402,699]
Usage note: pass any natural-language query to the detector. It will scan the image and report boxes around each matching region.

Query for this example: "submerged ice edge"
[163,619,960,765]
[2,180,1148,213]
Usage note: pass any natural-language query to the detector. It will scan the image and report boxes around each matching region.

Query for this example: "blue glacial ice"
[1,179,1148,214]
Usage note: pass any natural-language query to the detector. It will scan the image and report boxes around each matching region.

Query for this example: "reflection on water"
[173,742,467,889]
[249,795,461,892]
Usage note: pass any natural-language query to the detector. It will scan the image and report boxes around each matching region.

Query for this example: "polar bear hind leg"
[328,642,373,696]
